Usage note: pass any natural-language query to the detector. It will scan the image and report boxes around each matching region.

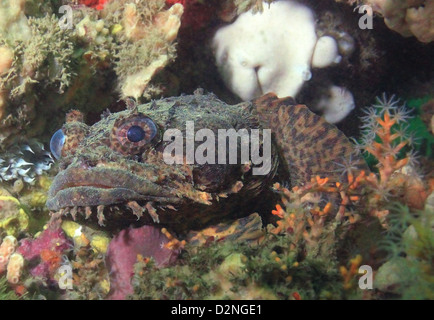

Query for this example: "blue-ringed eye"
[127,125,146,142]
[111,115,158,154]
[50,129,65,160]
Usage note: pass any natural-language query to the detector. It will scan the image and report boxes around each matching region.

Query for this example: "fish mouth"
[46,166,179,212]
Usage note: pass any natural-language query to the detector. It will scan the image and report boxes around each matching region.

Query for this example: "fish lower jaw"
[46,186,181,227]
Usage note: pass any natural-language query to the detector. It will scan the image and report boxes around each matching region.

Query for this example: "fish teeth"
[85,206,92,220]
[76,207,84,216]
[70,206,78,221]
[50,210,62,220]
[97,205,105,226]
[126,201,144,220]
[145,202,159,224]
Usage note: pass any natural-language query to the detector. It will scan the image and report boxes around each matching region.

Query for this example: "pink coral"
[106,225,179,300]
[17,227,71,280]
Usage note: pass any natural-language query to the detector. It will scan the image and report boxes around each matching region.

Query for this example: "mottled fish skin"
[46,91,367,233]
[46,91,278,232]
[250,93,369,186]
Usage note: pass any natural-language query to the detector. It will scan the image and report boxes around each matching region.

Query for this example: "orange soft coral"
[358,94,429,211]
[340,254,363,290]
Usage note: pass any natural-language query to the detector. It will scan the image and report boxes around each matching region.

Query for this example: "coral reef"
[0,236,18,274]
[6,253,24,285]
[17,225,71,284]
[131,227,345,300]
[166,0,214,30]
[106,225,180,300]
[0,90,431,299]
[77,0,109,10]
[374,201,434,299]
[65,243,109,300]
[217,0,276,22]
[336,0,433,42]
[0,195,29,237]
[129,92,433,300]
[314,85,356,124]
[61,221,110,254]
[108,0,183,99]
[0,236,25,287]
[356,94,430,212]
[0,0,31,43]
[0,0,431,302]
[0,9,75,146]
[363,0,434,43]
[0,0,184,149]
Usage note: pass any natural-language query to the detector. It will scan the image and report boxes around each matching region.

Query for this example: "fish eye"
[49,121,89,159]
[127,125,146,142]
[111,115,158,154]
[50,129,66,160]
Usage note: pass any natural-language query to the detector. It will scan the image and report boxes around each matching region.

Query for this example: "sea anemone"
[0,140,53,184]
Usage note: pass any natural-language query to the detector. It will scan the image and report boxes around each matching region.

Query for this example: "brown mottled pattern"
[186,213,264,246]
[61,122,88,157]
[47,92,279,233]
[253,93,368,186]
[47,92,367,234]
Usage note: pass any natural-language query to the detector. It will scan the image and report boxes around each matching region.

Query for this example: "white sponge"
[212,0,318,101]
[312,36,341,68]
[315,86,355,124]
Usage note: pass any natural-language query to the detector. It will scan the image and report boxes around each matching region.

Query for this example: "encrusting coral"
[0,195,29,237]
[110,0,184,99]
[6,253,24,285]
[374,200,434,299]
[0,236,25,287]
[106,225,179,300]
[0,236,18,275]
[364,0,434,43]
[16,225,71,285]
[336,0,433,43]
[0,0,184,149]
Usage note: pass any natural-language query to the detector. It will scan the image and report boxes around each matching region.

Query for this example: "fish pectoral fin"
[186,213,264,246]
[253,93,368,187]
